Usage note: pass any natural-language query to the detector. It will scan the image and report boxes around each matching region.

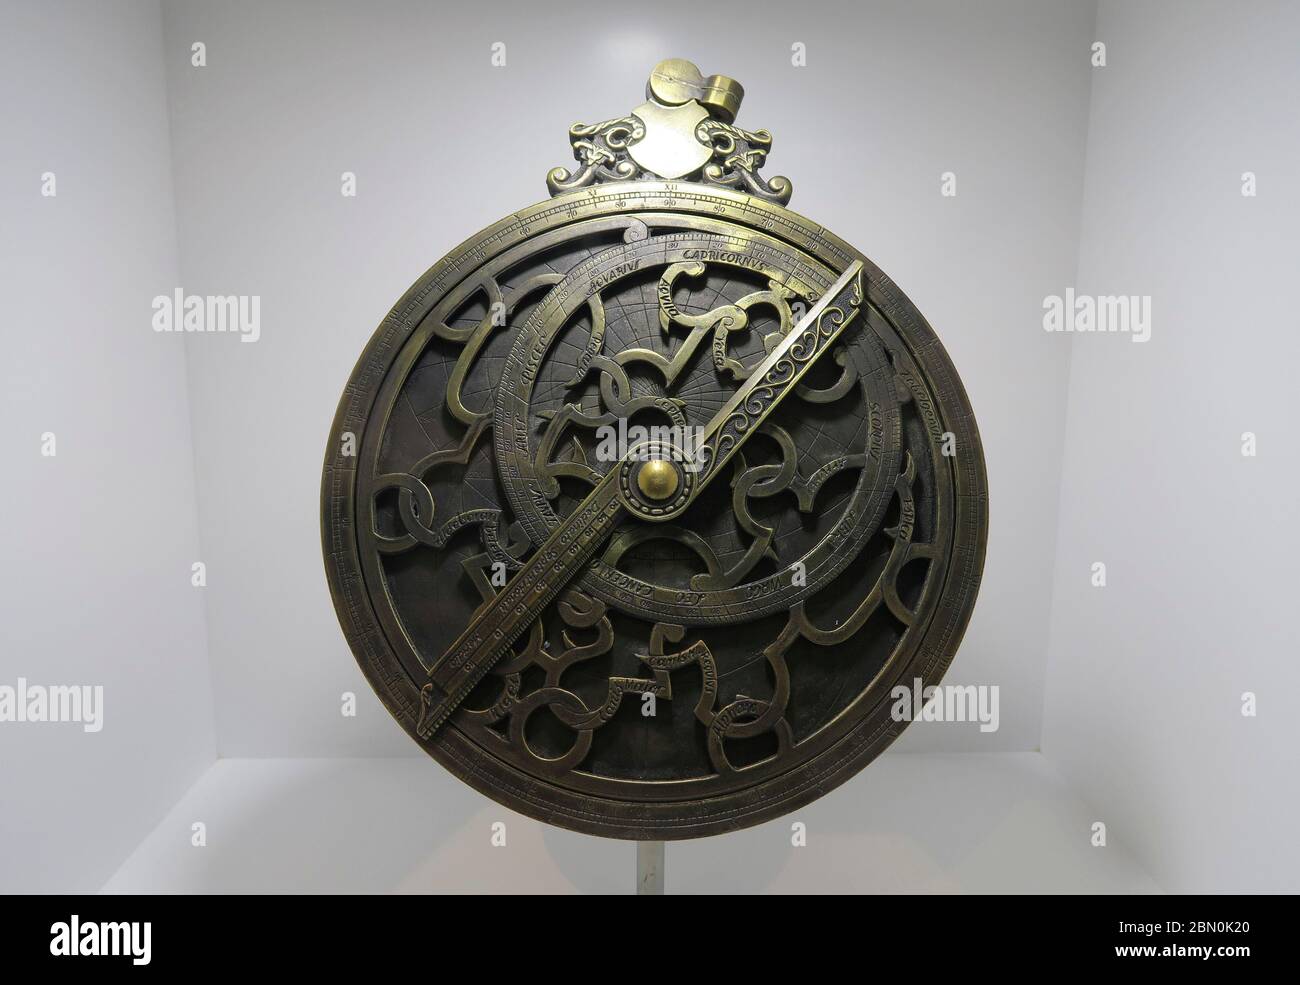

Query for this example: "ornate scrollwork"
[545,117,646,196]
[545,59,793,203]
[376,223,929,783]
[385,243,919,777]
[696,119,792,205]
[450,449,935,779]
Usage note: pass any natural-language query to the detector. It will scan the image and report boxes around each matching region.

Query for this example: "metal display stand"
[636,841,665,894]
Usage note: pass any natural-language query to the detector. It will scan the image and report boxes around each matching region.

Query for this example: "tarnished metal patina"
[322,60,987,839]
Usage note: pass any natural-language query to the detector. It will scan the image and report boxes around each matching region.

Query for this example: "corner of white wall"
[1040,0,1300,893]
[0,0,219,893]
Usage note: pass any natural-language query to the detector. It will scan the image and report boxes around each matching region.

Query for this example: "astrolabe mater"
[321,59,987,839]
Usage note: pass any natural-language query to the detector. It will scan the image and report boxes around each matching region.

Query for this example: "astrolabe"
[321,60,987,839]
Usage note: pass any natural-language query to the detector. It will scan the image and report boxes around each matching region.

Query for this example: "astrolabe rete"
[321,59,987,839]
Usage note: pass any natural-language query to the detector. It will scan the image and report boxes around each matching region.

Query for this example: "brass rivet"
[636,459,679,501]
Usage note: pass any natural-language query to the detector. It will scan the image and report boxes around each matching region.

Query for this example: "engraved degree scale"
[322,60,988,840]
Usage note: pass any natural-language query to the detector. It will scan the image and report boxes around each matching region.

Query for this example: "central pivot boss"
[636,459,680,500]
[618,442,695,521]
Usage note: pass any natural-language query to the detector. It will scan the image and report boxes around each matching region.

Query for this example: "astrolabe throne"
[321,59,987,839]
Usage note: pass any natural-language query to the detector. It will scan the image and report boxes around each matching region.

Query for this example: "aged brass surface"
[415,262,865,738]
[647,57,744,122]
[322,61,987,839]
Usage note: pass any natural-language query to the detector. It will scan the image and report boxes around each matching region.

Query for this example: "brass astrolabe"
[321,59,988,839]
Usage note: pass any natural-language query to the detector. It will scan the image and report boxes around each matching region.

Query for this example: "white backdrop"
[8,0,1297,894]
[1043,0,1300,893]
[0,0,215,893]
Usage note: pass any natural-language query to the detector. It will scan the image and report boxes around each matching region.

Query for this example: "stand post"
[636,840,665,894]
